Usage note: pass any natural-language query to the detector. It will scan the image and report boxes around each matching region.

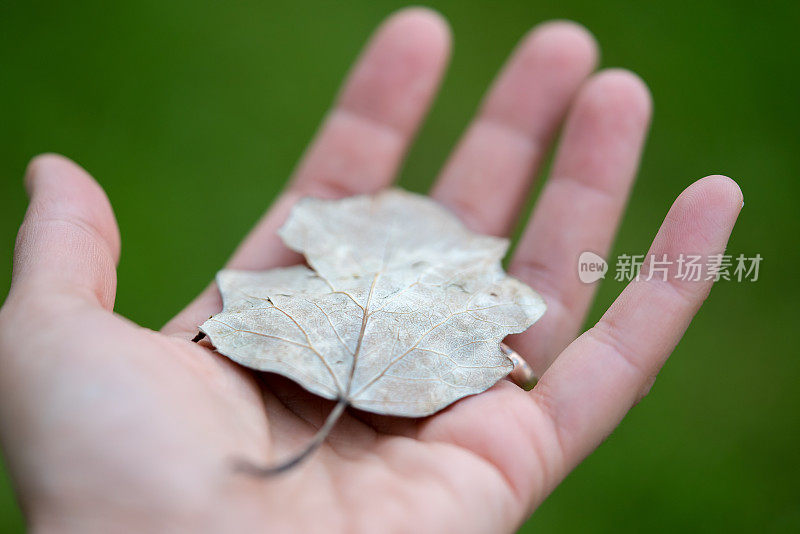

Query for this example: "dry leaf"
[202,189,545,417]
[200,189,545,472]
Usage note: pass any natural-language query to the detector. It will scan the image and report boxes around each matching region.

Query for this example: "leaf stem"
[231,398,348,477]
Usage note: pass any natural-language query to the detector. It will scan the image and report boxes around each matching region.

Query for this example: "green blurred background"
[1,0,798,531]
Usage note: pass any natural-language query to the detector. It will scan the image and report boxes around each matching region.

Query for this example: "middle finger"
[430,21,597,235]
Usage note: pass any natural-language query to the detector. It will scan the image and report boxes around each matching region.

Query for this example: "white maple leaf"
[200,189,545,472]
[202,189,545,416]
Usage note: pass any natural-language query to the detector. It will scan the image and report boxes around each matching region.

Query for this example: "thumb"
[9,154,120,310]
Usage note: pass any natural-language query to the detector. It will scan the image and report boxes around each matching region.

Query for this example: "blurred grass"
[1,1,798,531]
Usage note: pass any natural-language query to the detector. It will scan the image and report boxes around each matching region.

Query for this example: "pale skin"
[0,8,743,534]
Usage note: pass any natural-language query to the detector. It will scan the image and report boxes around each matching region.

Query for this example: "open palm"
[0,9,742,533]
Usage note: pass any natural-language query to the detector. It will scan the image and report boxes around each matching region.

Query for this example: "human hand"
[0,8,742,533]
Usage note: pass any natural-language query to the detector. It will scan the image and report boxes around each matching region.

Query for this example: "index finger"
[163,8,451,336]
